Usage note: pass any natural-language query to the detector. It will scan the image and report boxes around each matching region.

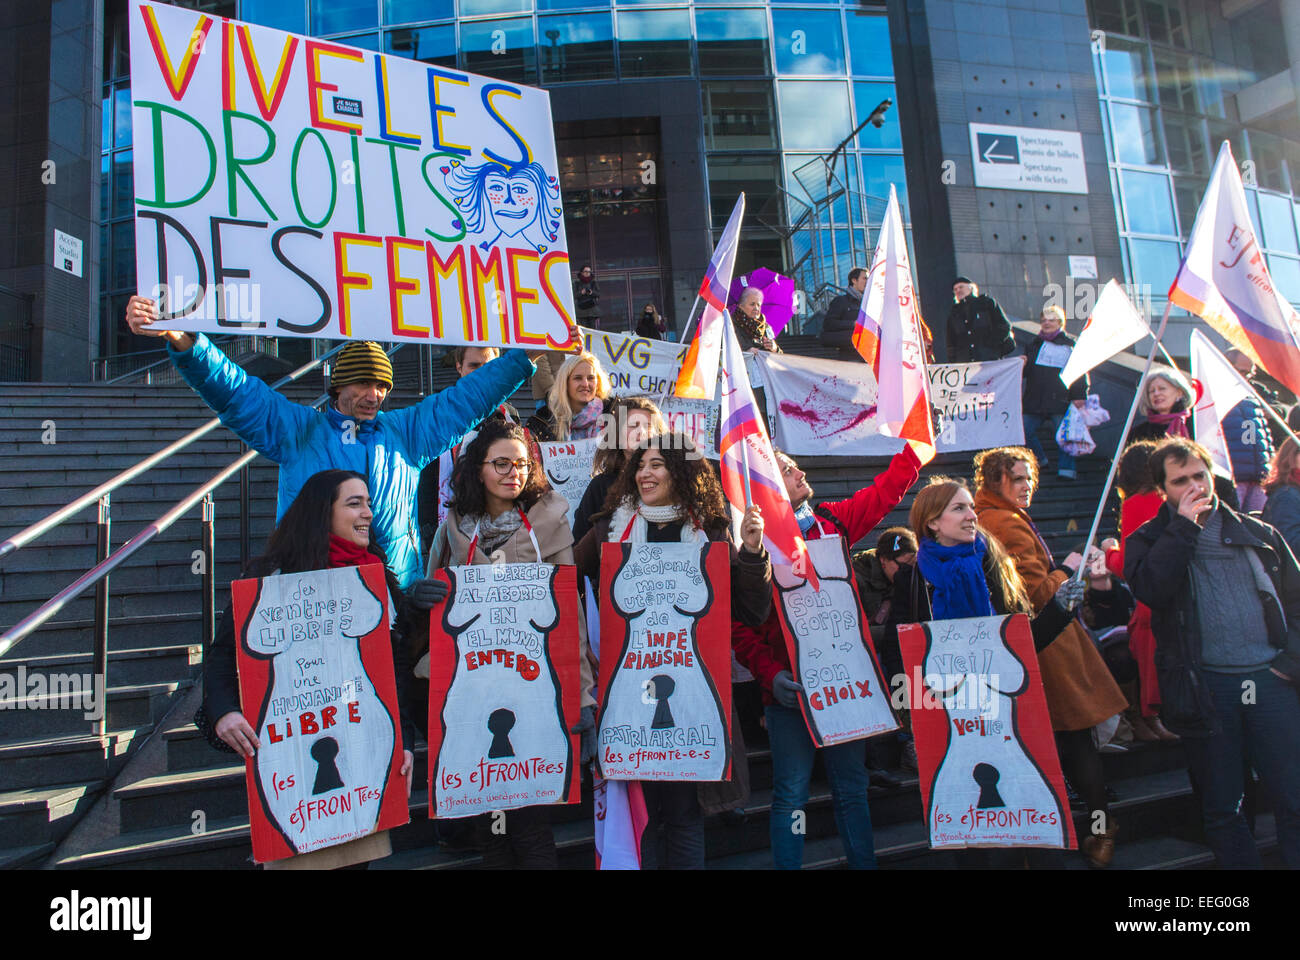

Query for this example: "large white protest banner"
[753,351,902,457]
[929,358,1024,453]
[538,437,600,520]
[128,1,575,349]
[772,537,898,747]
[580,327,685,397]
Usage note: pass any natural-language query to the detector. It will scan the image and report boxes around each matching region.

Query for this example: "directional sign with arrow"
[977,132,1020,164]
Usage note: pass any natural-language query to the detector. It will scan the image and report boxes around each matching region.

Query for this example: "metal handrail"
[0,343,404,659]
[0,340,347,565]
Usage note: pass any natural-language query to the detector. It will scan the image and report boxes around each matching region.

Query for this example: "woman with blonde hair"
[1262,436,1300,556]
[527,350,610,442]
[1128,366,1195,444]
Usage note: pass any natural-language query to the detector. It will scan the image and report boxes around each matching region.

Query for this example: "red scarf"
[328,534,382,570]
[1147,410,1190,438]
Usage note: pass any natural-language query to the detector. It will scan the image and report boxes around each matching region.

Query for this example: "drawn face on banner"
[447,159,562,254]
[244,566,393,855]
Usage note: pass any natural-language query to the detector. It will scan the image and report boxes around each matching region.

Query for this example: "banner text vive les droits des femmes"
[129,1,576,349]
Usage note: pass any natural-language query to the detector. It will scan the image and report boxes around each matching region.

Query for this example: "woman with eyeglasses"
[419,418,596,868]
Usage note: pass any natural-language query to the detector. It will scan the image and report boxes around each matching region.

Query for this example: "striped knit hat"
[331,341,393,390]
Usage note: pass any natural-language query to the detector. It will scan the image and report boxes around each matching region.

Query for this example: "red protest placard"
[426,562,582,819]
[898,614,1076,850]
[595,540,732,781]
[772,535,898,747]
[232,563,409,864]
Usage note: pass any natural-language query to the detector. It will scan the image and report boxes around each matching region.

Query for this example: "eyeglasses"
[488,457,530,476]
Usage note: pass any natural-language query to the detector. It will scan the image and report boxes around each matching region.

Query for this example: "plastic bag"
[1080,393,1110,427]
[1056,403,1096,456]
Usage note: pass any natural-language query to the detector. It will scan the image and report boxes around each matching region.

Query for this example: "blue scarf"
[793,502,817,535]
[916,536,995,619]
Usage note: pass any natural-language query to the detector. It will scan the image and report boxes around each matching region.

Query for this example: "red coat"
[731,446,922,703]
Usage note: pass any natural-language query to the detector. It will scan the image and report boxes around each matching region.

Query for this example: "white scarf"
[607,499,708,544]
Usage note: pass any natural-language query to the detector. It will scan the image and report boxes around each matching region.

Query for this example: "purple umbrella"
[728,268,797,337]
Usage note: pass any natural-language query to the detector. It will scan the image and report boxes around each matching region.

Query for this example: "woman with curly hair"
[571,395,668,542]
[527,350,611,442]
[421,418,596,868]
[1263,437,1300,557]
[970,447,1130,866]
[574,432,771,868]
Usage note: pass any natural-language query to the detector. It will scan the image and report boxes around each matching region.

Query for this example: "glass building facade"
[99,0,903,354]
[1088,0,1300,310]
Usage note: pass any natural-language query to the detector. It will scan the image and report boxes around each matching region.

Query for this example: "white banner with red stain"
[755,352,1023,456]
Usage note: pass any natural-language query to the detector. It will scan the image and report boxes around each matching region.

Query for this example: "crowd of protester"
[123,269,1300,872]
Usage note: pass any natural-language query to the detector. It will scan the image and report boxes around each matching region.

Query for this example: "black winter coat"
[1124,503,1300,737]
[946,293,1013,363]
[202,566,420,754]
[1022,333,1087,415]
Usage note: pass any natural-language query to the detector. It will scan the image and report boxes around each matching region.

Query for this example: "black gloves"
[772,670,802,709]
[570,705,597,765]
[405,578,449,610]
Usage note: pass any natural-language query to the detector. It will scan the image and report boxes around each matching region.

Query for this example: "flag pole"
[1073,300,1173,584]
[655,293,703,409]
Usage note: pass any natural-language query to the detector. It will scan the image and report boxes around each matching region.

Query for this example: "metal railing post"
[239,448,251,571]
[93,494,111,738]
[201,494,215,650]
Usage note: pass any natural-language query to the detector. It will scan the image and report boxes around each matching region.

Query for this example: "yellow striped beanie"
[332,341,393,389]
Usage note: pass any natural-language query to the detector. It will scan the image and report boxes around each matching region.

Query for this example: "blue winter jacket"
[168,334,534,587]
[1222,396,1274,484]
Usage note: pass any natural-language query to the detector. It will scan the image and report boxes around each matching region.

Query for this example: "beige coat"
[428,490,597,707]
[974,487,1128,731]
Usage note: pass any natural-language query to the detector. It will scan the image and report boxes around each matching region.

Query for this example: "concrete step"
[116,764,249,833]
[0,730,144,790]
[52,816,257,870]
[0,644,201,687]
[3,583,208,624]
[0,842,58,869]
[1,557,248,595]
[0,780,105,846]
[0,680,188,740]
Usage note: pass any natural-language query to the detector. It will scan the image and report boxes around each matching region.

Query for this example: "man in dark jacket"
[1124,438,1300,867]
[1021,305,1087,479]
[820,267,867,359]
[946,277,1014,363]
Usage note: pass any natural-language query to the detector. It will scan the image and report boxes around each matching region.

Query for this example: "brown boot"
[1128,712,1161,741]
[1148,716,1180,741]
[1081,820,1120,868]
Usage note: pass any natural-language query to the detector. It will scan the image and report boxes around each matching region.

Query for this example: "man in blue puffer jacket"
[1222,393,1274,514]
[126,295,542,587]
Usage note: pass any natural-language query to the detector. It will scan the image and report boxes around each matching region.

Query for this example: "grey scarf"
[459,507,523,554]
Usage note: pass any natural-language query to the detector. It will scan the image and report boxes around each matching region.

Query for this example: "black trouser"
[479,805,558,869]
[1056,728,1109,821]
[639,781,705,869]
